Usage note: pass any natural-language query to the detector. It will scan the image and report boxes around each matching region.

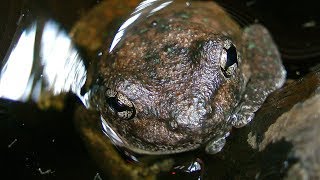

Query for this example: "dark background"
[1,0,319,179]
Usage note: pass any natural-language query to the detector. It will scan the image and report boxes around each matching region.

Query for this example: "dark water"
[1,0,319,179]
[215,0,320,78]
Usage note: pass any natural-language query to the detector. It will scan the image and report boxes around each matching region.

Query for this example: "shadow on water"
[1,0,320,179]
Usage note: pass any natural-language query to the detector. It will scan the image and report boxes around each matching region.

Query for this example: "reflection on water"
[0,23,36,101]
[0,18,89,107]
[109,0,173,52]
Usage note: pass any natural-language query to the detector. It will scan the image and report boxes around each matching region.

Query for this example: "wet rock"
[246,66,320,150]
[204,66,320,179]
[261,91,320,179]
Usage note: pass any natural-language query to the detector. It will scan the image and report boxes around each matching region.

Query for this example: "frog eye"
[105,89,136,120]
[220,40,238,78]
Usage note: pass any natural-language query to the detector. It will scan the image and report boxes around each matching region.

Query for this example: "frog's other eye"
[220,40,238,78]
[105,89,136,120]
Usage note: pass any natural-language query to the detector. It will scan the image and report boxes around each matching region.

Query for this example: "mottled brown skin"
[94,1,286,154]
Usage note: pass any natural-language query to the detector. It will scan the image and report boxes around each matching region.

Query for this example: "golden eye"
[105,89,136,120]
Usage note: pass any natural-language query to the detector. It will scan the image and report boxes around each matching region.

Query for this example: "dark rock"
[203,66,320,179]
[259,86,320,179]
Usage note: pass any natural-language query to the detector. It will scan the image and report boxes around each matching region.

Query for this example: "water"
[1,1,102,179]
[216,0,320,78]
[0,19,88,104]
[1,0,320,179]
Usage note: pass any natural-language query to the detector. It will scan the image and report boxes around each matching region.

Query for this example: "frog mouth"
[100,115,202,155]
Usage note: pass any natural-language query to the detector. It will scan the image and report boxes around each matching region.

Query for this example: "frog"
[83,0,286,156]
[0,0,288,178]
